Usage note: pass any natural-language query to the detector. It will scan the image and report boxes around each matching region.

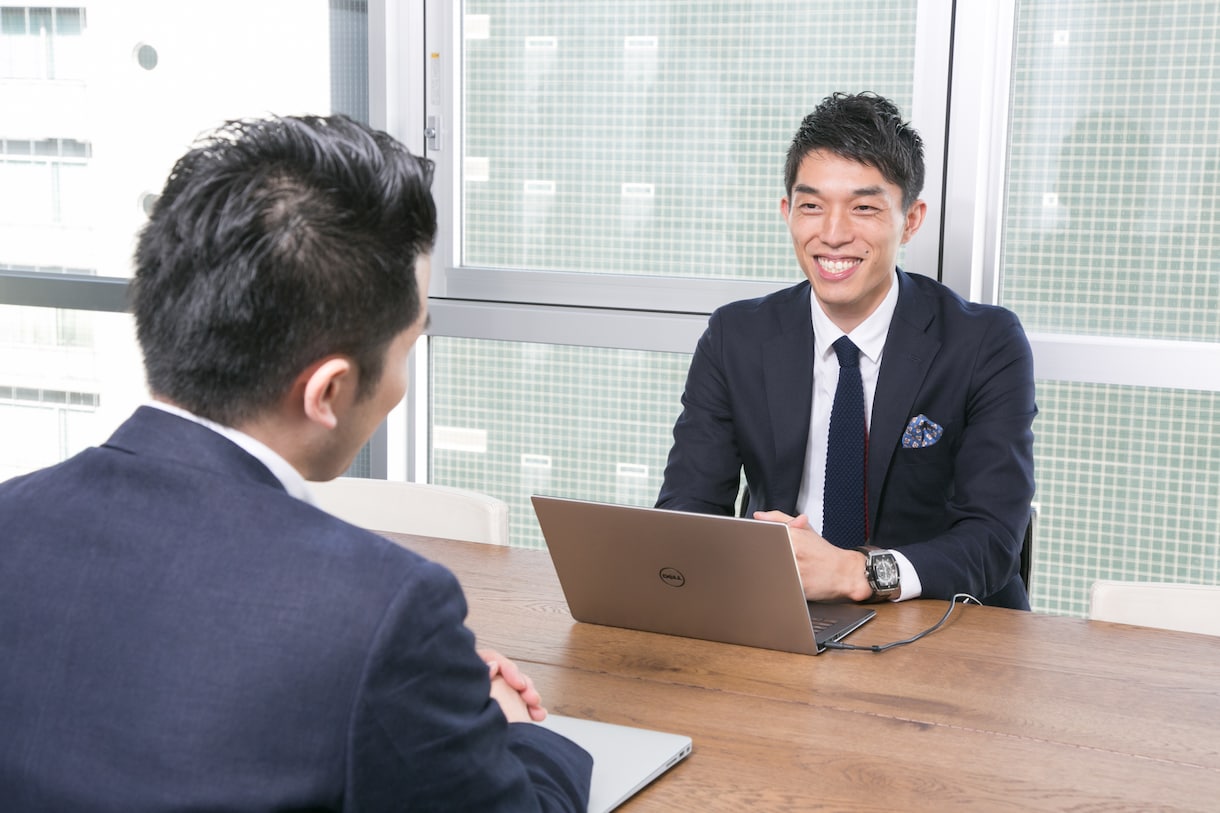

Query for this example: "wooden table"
[387,533,1220,812]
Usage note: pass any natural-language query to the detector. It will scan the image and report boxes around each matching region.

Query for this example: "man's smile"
[816,256,861,279]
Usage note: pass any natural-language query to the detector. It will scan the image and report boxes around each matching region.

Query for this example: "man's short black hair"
[784,92,925,209]
[132,114,437,425]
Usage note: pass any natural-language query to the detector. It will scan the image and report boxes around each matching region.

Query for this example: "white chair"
[1088,580,1220,637]
[310,477,509,546]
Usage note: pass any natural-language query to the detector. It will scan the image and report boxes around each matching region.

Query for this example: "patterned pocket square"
[902,414,944,448]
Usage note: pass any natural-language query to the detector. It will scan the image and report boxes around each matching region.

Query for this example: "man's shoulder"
[1,428,443,596]
[898,270,1023,327]
[295,504,443,575]
[707,281,810,338]
[716,280,809,314]
[222,483,445,587]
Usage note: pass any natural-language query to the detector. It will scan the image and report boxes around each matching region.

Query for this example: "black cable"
[822,593,982,653]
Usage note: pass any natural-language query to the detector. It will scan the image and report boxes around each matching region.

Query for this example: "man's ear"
[301,357,355,430]
[901,199,928,244]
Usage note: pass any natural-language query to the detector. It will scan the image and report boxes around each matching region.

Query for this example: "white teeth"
[819,258,857,273]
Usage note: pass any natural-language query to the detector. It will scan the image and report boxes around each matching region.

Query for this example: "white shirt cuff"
[889,549,922,601]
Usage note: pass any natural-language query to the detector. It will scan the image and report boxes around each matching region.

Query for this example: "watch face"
[872,553,900,589]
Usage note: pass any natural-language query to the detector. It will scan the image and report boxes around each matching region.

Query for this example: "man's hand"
[480,648,547,723]
[752,510,874,603]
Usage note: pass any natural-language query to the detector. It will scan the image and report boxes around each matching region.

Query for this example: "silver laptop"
[531,495,875,655]
[538,714,691,813]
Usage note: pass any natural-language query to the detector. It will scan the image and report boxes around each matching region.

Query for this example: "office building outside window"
[0,1,375,479]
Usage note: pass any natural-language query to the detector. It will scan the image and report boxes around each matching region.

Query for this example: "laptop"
[531,495,875,655]
[538,714,692,812]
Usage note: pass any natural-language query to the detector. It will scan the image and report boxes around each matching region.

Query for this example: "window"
[990,0,1220,615]
[458,0,921,280]
[431,337,689,549]
[0,305,139,482]
[0,6,86,80]
[0,139,92,226]
[0,1,373,475]
[424,0,943,549]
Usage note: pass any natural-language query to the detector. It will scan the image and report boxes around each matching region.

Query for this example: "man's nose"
[820,209,851,246]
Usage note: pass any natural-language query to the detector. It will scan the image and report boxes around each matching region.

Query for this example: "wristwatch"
[854,545,900,601]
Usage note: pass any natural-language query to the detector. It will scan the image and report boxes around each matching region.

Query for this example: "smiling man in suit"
[0,114,591,810]
[657,92,1036,610]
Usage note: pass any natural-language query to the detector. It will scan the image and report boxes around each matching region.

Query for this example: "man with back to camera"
[0,114,592,810]
[657,92,1036,610]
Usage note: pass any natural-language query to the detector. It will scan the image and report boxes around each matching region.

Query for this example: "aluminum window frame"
[944,0,1220,393]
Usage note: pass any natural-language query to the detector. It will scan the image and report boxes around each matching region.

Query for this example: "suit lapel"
[762,286,815,508]
[869,272,941,528]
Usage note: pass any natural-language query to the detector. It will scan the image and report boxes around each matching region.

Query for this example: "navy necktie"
[823,336,867,548]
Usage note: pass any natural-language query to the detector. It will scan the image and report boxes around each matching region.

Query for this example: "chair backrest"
[1088,580,1220,636]
[310,477,510,546]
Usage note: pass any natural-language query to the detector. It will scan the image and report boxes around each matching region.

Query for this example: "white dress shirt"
[793,271,922,600]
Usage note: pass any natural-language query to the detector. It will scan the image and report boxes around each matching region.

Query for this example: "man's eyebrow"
[791,183,886,197]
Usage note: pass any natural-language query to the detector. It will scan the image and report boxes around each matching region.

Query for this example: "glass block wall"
[1002,1,1220,614]
[459,0,919,280]
[434,1,922,548]
[1031,381,1220,616]
[430,337,690,550]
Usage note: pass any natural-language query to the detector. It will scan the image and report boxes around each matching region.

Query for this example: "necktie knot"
[832,336,860,369]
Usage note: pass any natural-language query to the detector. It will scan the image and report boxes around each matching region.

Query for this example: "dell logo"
[659,567,685,587]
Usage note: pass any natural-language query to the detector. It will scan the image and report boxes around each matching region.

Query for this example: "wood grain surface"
[387,533,1220,811]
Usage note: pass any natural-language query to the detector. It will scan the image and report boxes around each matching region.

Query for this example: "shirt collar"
[809,269,900,364]
[145,400,316,504]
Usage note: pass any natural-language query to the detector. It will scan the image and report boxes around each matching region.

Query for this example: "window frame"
[403,0,956,481]
[943,0,1220,393]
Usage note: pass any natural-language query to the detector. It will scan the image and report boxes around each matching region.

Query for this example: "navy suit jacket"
[657,271,1036,609]
[0,407,591,811]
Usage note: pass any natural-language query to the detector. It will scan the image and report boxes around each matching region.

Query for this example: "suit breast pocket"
[890,417,958,474]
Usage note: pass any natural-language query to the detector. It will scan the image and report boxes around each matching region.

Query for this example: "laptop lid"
[531,496,874,655]
[537,714,691,813]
